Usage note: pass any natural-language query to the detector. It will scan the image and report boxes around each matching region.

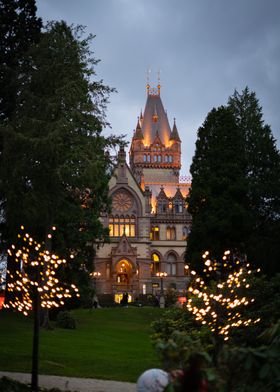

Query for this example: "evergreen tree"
[0,0,42,121]
[186,106,249,271]
[228,88,280,274]
[1,21,121,305]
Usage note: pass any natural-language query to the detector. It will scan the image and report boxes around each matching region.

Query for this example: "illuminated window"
[109,215,136,237]
[166,226,176,240]
[167,253,177,276]
[150,226,160,240]
[151,253,160,274]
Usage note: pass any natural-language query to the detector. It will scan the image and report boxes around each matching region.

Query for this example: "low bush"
[56,311,76,329]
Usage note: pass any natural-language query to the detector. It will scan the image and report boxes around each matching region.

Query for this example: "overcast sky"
[36,0,280,176]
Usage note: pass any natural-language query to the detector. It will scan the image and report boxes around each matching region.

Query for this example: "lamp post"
[156,272,167,308]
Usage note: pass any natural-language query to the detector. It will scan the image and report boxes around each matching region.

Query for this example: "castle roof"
[170,119,181,142]
[141,90,171,146]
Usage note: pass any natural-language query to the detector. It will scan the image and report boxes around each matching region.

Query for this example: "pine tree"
[1,21,121,305]
[186,106,249,271]
[228,88,280,274]
[0,0,42,121]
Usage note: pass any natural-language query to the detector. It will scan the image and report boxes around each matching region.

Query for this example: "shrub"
[56,311,76,329]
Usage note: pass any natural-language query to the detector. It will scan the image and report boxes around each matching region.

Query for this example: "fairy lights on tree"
[186,250,261,341]
[4,225,80,315]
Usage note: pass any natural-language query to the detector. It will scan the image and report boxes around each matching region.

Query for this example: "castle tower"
[129,83,181,185]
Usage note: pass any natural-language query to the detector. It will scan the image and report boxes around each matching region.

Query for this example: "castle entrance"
[114,259,135,302]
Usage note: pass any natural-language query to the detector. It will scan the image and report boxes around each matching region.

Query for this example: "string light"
[186,250,261,341]
[4,227,80,316]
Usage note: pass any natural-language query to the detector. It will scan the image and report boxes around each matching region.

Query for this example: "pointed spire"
[134,117,144,139]
[152,106,158,122]
[170,118,181,142]
[139,109,143,127]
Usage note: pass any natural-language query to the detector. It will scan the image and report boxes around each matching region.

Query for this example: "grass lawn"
[0,307,163,382]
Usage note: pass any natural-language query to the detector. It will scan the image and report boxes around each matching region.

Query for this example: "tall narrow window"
[158,155,162,162]
[151,253,160,274]
[167,253,177,276]
[150,226,160,240]
[143,154,147,162]
[166,226,176,240]
[182,226,190,240]
[147,155,151,162]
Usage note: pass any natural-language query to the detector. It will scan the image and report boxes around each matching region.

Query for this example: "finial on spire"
[157,68,161,95]
[146,68,151,95]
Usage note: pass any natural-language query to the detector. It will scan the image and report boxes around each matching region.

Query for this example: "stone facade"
[94,84,191,302]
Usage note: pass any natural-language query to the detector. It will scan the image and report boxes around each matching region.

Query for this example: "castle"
[94,82,191,303]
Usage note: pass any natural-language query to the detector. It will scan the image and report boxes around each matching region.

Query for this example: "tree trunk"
[31,288,40,392]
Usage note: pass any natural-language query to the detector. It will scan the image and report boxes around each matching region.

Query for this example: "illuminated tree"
[186,250,260,346]
[4,226,80,392]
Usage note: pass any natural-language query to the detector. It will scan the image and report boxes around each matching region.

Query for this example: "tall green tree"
[1,21,121,305]
[186,106,249,271]
[0,0,42,121]
[228,88,280,274]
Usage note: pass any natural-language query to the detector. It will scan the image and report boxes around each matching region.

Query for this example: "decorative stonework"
[112,191,133,212]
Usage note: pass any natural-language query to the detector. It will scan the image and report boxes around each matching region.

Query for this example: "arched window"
[165,155,168,163]
[167,253,177,276]
[166,226,176,240]
[151,253,160,274]
[168,155,173,163]
[143,154,147,162]
[150,226,160,240]
[109,215,136,237]
[158,155,162,162]
[147,154,151,162]
[154,155,157,162]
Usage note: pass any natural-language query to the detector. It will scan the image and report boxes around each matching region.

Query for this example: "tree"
[0,0,42,121]
[228,88,280,274]
[4,226,80,392]
[0,21,121,306]
[186,251,260,345]
[186,106,249,271]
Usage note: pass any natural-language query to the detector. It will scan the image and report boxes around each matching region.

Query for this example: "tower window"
[165,155,168,163]
[109,215,136,237]
[158,155,162,162]
[143,154,147,162]
[154,155,157,162]
[168,155,173,163]
[147,154,151,162]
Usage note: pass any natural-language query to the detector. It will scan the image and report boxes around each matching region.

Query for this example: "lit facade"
[94,84,191,302]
